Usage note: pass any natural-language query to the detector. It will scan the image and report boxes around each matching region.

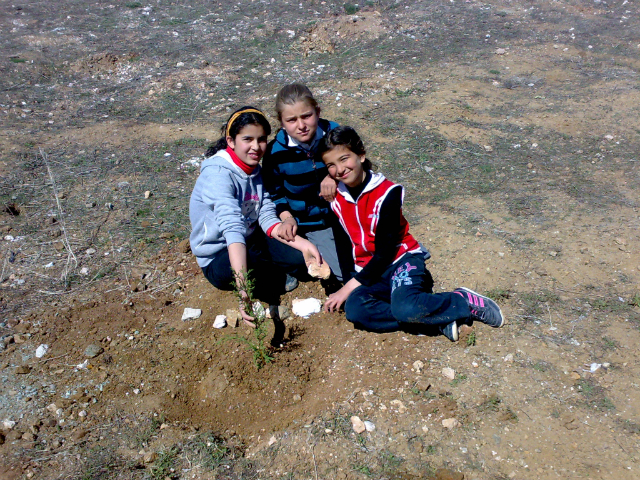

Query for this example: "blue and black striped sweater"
[262,118,339,229]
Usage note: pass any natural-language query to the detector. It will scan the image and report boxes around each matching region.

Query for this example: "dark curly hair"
[316,125,373,171]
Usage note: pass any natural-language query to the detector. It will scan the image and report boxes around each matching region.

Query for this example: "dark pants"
[202,229,307,304]
[345,253,470,333]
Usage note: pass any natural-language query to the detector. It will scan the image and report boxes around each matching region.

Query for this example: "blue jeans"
[345,253,470,333]
[202,229,307,304]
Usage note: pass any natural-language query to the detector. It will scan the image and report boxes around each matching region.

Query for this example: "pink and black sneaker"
[455,287,504,328]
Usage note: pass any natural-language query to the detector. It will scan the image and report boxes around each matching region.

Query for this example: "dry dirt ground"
[1,0,639,479]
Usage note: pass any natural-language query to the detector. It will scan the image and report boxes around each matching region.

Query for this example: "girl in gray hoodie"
[189,107,321,325]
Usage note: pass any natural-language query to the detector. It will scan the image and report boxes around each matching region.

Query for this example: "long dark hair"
[316,125,373,171]
[205,106,271,157]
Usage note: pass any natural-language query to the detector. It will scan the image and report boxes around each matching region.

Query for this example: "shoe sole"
[441,322,459,342]
[458,287,505,328]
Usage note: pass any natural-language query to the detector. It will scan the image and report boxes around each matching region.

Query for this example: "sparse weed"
[478,394,501,412]
[602,336,618,350]
[135,413,165,447]
[489,69,500,75]
[184,432,236,471]
[351,463,373,475]
[344,3,360,15]
[149,446,180,480]
[485,288,510,302]
[125,1,142,7]
[467,331,476,346]
[630,294,640,307]
[450,374,468,387]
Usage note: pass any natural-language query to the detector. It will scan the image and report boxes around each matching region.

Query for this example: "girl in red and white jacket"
[317,126,504,341]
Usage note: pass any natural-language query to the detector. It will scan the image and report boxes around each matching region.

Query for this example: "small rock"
[442,418,460,429]
[3,419,16,429]
[84,344,104,358]
[213,315,226,329]
[503,354,514,363]
[15,365,31,375]
[22,431,36,442]
[144,190,151,199]
[292,394,302,402]
[53,241,65,251]
[495,48,506,55]
[350,416,366,434]
[182,308,202,321]
[364,420,375,432]
[308,261,331,279]
[143,451,157,464]
[291,298,322,318]
[390,399,407,413]
[85,248,96,255]
[483,145,493,152]
[413,360,424,373]
[177,238,191,253]
[141,220,151,228]
[268,435,277,446]
[13,333,27,344]
[442,367,455,380]
[226,309,240,328]
[46,403,58,414]
[43,418,57,428]
[71,428,88,442]
[35,344,49,358]
[266,305,290,320]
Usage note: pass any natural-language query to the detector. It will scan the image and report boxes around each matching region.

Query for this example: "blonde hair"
[275,83,320,122]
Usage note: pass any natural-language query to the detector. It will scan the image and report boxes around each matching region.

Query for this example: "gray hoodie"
[189,149,280,268]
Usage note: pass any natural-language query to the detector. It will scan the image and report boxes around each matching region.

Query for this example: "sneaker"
[440,321,459,342]
[285,274,299,292]
[455,287,504,327]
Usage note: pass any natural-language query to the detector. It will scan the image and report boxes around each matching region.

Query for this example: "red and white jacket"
[331,173,422,272]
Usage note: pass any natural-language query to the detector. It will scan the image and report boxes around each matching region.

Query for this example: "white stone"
[442,418,459,429]
[364,421,375,432]
[503,354,514,362]
[182,308,202,321]
[213,315,226,329]
[35,344,49,358]
[2,419,16,429]
[442,367,455,380]
[292,298,322,318]
[413,360,424,373]
[144,190,151,199]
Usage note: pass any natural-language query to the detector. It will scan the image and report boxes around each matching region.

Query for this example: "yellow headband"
[226,108,265,137]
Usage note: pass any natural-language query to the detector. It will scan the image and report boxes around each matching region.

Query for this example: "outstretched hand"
[323,278,362,313]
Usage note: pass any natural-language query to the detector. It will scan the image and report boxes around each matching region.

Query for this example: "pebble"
[495,48,506,55]
[364,420,375,432]
[442,418,460,429]
[35,344,49,358]
[84,344,104,358]
[226,309,240,328]
[503,354,514,362]
[266,305,291,320]
[292,394,302,402]
[390,399,407,413]
[350,416,366,434]
[144,190,151,199]
[213,315,226,329]
[308,261,331,279]
[442,367,455,380]
[143,451,157,463]
[85,248,96,255]
[3,419,16,429]
[413,360,424,373]
[71,428,88,442]
[15,365,31,375]
[484,145,493,152]
[181,308,202,321]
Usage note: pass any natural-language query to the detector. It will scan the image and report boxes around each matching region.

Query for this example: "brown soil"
[1,0,639,479]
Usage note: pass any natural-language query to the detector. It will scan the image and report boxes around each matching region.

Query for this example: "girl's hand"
[323,278,361,313]
[319,175,338,202]
[301,242,322,267]
[277,216,297,241]
[238,290,256,328]
[323,287,351,313]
